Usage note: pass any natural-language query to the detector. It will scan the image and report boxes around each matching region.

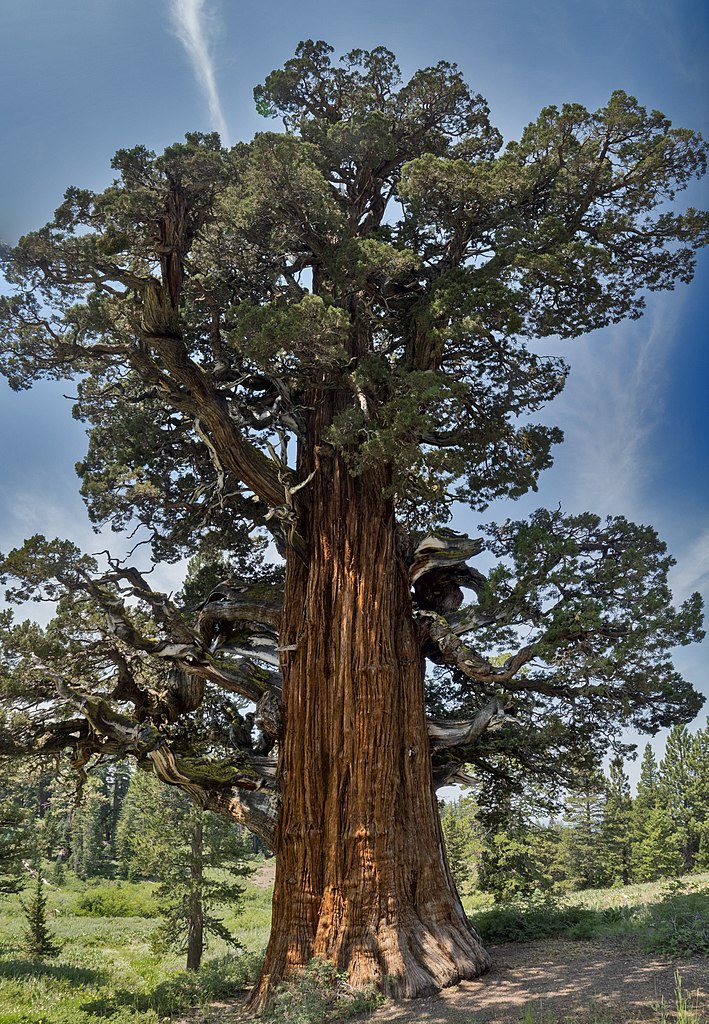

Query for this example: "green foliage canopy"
[0,41,706,836]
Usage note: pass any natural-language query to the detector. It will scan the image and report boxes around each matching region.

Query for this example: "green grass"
[1,868,707,1023]
[464,872,709,954]
[0,869,268,1024]
[71,882,160,920]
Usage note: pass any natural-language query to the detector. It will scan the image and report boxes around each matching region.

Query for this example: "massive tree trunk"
[250,386,490,1006]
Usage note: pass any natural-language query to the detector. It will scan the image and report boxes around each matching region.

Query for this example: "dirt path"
[183,937,708,1023]
[361,938,709,1023]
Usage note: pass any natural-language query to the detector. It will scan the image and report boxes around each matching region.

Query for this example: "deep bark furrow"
[251,426,490,1006]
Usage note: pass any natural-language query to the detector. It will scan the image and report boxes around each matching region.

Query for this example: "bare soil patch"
[250,861,276,889]
[361,937,708,1023]
[184,936,708,1023]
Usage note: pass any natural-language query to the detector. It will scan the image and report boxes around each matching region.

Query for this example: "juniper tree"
[0,41,707,1005]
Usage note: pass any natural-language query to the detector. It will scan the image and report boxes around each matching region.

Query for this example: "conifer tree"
[70,773,112,879]
[660,725,700,873]
[117,769,251,970]
[0,771,44,897]
[558,775,607,889]
[476,783,561,901]
[636,744,660,806]
[20,866,60,959]
[689,724,709,869]
[601,759,633,885]
[439,796,480,894]
[0,42,707,1001]
[630,744,661,881]
[636,804,684,880]
[0,800,32,897]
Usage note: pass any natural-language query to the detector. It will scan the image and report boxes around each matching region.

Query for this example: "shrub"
[264,958,384,1024]
[73,883,159,918]
[642,886,709,957]
[470,892,597,945]
[149,951,263,1011]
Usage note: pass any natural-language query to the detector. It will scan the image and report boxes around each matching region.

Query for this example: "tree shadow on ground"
[0,955,108,986]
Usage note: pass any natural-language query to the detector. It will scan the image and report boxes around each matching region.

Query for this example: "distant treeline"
[440,723,709,901]
[0,760,269,887]
[1,722,706,904]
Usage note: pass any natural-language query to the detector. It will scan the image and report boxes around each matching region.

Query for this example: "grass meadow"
[0,867,706,1024]
[0,869,271,1024]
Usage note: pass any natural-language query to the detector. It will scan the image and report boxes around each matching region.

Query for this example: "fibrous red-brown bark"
[250,419,490,1005]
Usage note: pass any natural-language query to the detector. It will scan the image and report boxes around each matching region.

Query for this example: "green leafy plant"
[470,891,598,944]
[641,886,709,957]
[264,958,384,1023]
[147,951,263,1011]
[73,883,160,918]
[654,970,704,1024]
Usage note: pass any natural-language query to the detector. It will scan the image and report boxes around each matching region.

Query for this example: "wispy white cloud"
[543,294,685,519]
[670,529,709,605]
[4,486,100,554]
[168,0,229,143]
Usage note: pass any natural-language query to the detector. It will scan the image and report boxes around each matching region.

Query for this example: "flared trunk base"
[250,893,491,1010]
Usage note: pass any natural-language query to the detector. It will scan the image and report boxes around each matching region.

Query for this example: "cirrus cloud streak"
[169,0,229,143]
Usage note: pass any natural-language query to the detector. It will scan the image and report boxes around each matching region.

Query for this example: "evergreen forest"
[2,722,707,901]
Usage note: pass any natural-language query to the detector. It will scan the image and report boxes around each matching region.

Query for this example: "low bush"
[469,879,709,956]
[148,951,263,1011]
[72,883,159,919]
[264,958,384,1024]
[470,893,598,944]
[641,886,709,958]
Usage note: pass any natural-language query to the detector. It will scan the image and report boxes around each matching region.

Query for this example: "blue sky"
[1,0,708,779]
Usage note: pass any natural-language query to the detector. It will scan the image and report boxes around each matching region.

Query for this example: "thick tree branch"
[407,529,487,615]
[144,331,288,508]
[418,610,537,683]
[5,656,279,847]
[148,746,277,849]
[427,699,515,749]
[197,583,282,643]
